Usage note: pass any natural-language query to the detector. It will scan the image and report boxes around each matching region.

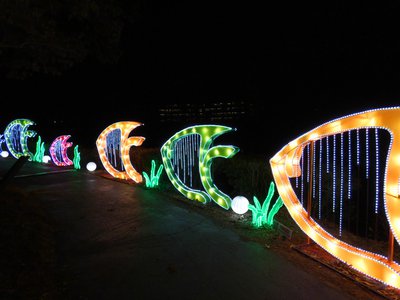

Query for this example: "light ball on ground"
[42,155,51,163]
[1,151,9,158]
[86,162,97,172]
[232,196,249,214]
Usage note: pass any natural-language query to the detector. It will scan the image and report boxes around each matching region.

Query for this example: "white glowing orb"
[86,162,97,172]
[42,155,51,163]
[1,151,9,158]
[231,196,249,214]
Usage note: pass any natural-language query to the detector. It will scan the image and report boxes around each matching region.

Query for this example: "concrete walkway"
[2,159,356,299]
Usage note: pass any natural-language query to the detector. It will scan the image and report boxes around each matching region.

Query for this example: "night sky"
[2,2,400,157]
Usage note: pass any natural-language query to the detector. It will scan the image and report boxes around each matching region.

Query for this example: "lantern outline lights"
[96,121,145,183]
[161,125,239,210]
[270,106,400,289]
[4,119,36,159]
[50,135,74,166]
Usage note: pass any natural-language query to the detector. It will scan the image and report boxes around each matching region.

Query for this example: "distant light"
[42,155,51,163]
[86,162,97,172]
[231,196,249,214]
[1,151,9,158]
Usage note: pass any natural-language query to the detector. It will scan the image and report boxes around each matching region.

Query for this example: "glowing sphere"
[86,162,97,172]
[1,151,9,158]
[42,155,51,163]
[231,196,249,214]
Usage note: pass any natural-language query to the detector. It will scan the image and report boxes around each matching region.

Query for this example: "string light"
[340,133,344,236]
[366,129,369,179]
[356,128,360,165]
[301,150,304,205]
[319,139,322,219]
[375,128,379,214]
[307,144,310,183]
[313,142,316,199]
[348,131,352,199]
[326,136,330,173]
[333,135,336,213]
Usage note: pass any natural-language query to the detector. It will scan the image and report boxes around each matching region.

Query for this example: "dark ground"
[1,158,399,299]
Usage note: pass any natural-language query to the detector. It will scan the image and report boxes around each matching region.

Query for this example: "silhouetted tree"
[0,0,130,78]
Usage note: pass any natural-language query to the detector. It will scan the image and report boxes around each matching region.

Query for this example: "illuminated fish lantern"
[50,135,74,166]
[270,106,400,289]
[96,121,145,183]
[4,118,37,159]
[161,125,239,210]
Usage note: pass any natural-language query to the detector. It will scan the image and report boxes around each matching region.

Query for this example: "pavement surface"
[0,157,370,299]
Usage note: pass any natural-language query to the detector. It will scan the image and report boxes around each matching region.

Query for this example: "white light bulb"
[42,155,51,163]
[1,151,9,158]
[86,162,97,172]
[231,196,249,214]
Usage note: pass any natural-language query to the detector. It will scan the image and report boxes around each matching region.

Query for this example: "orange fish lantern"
[270,107,400,289]
[96,121,145,183]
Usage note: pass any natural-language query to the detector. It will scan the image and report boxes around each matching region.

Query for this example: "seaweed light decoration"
[73,145,81,169]
[161,125,239,210]
[270,106,400,289]
[143,160,164,188]
[248,181,283,228]
[50,135,73,166]
[96,121,145,183]
[32,135,46,163]
[4,118,37,159]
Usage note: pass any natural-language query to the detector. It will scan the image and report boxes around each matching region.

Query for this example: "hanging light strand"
[326,136,330,173]
[348,131,352,199]
[340,133,344,236]
[366,129,369,179]
[319,139,322,219]
[375,128,379,214]
[333,135,336,213]
[356,128,360,165]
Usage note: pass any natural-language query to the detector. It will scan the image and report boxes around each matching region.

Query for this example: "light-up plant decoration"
[161,125,239,210]
[143,160,164,188]
[96,121,145,183]
[270,106,400,289]
[248,181,283,228]
[73,145,81,169]
[4,119,37,159]
[50,135,73,166]
[32,136,45,163]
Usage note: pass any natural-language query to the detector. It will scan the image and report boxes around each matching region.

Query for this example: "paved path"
[2,159,356,299]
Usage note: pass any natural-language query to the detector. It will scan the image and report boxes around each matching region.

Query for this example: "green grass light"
[248,181,284,228]
[32,135,45,163]
[73,145,81,169]
[143,160,164,188]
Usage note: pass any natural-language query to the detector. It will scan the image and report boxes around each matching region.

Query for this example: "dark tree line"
[0,0,145,78]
